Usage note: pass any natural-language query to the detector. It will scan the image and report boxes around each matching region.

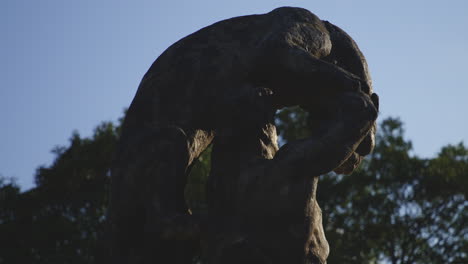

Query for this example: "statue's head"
[321,21,379,174]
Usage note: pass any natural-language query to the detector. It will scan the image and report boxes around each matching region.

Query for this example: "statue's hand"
[355,93,379,155]
[334,92,379,174]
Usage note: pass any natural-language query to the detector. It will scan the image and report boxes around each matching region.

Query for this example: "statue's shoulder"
[160,7,324,51]
[267,6,322,24]
[199,7,323,34]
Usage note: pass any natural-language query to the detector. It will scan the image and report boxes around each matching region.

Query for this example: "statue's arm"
[271,91,378,176]
[233,91,377,219]
[251,24,370,108]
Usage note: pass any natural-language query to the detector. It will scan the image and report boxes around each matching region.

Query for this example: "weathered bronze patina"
[110,7,378,264]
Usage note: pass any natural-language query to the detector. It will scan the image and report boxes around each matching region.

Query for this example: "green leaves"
[275,106,312,144]
[276,108,467,263]
[320,118,467,264]
[185,145,212,213]
[0,107,466,263]
[0,121,119,263]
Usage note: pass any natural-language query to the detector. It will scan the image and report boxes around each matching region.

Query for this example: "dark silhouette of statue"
[109,6,379,264]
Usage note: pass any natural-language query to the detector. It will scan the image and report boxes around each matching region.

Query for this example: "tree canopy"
[0,110,466,263]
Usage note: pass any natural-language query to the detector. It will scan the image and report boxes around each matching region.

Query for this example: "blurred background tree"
[318,118,467,264]
[0,122,118,263]
[0,109,466,263]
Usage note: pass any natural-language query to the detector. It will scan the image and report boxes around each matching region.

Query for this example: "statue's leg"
[110,126,213,264]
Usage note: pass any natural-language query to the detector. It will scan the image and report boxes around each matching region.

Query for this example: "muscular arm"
[251,28,367,109]
[224,91,377,222]
[271,92,377,176]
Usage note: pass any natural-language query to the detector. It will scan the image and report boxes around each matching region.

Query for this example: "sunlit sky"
[2,0,467,190]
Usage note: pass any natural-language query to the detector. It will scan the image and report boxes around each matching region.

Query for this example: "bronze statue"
[110,7,378,263]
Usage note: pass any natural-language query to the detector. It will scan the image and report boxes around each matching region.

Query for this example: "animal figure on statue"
[109,6,378,264]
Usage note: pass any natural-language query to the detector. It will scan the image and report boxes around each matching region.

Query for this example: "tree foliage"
[317,118,467,263]
[0,122,119,263]
[0,110,466,263]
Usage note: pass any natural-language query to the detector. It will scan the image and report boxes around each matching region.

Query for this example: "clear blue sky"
[2,0,467,191]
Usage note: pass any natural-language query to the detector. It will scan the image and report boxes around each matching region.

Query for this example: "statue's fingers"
[333,151,362,175]
[371,93,379,111]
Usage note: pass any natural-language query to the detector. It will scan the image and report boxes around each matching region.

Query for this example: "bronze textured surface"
[109,7,378,264]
